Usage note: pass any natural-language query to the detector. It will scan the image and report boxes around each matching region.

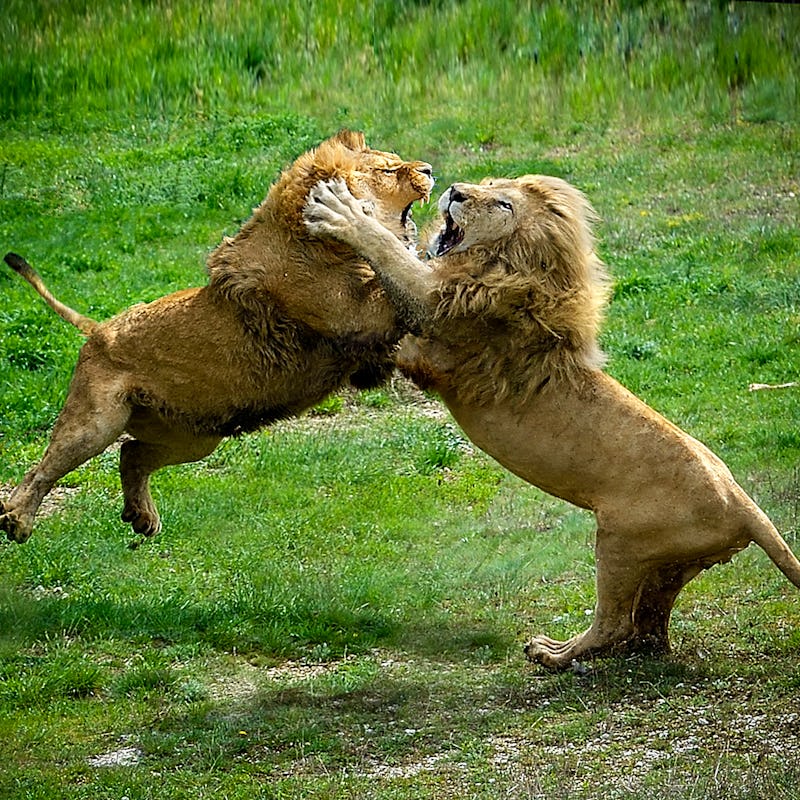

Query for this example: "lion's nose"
[418,164,433,177]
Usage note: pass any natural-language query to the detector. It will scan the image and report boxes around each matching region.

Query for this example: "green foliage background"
[0,2,799,798]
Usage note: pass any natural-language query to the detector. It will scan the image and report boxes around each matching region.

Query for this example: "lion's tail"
[5,252,97,336]
[749,505,800,589]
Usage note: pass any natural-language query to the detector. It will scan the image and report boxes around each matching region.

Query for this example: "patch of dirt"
[362,752,450,779]
[87,743,142,768]
[488,692,800,791]
[275,376,448,435]
[207,655,365,705]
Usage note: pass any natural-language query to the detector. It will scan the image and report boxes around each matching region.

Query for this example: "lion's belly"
[440,373,741,527]
[91,291,375,437]
[444,398,598,510]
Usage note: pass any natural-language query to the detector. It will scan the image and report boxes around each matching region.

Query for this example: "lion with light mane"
[1,130,433,544]
[305,175,800,669]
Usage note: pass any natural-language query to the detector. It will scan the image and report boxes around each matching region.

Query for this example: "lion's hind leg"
[525,529,647,669]
[119,429,221,537]
[1,371,130,543]
[628,563,705,654]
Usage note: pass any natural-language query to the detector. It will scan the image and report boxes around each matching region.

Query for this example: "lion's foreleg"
[305,179,438,334]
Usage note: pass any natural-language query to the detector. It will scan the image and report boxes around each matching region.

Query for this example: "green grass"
[1,1,800,797]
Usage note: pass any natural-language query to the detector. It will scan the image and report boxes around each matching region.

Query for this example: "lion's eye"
[497,200,513,212]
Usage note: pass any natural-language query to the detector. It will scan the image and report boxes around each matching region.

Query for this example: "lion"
[1,130,433,544]
[304,175,800,668]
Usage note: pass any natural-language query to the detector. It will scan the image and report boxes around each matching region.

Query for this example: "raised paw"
[0,508,35,544]
[121,504,162,537]
[304,178,371,244]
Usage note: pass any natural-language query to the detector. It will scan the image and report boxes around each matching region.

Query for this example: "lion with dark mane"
[305,175,800,669]
[1,131,432,544]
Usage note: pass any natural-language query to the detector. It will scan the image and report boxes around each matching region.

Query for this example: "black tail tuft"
[4,252,29,273]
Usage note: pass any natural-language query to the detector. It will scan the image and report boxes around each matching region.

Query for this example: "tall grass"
[2,0,798,135]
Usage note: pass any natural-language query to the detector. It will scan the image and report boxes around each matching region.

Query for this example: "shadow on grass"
[0,578,704,678]
[134,653,712,782]
[0,578,722,684]
[0,586,398,656]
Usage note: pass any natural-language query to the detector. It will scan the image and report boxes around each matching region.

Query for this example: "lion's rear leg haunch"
[1,375,130,543]
[119,433,221,537]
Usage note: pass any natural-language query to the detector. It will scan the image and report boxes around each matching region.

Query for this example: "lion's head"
[422,175,611,402]
[270,129,433,248]
[206,131,433,344]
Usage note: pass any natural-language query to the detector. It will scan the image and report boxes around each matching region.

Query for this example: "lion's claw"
[524,631,597,670]
[304,179,373,247]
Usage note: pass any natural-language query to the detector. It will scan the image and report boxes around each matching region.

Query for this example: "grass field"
[1,2,799,798]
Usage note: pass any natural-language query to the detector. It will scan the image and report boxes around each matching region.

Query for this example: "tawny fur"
[304,175,800,669]
[424,176,610,404]
[1,130,433,544]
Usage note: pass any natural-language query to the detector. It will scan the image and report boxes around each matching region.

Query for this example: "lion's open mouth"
[435,211,465,256]
[401,203,414,229]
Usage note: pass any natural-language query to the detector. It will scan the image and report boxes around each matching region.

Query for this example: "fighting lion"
[1,130,433,544]
[304,175,800,668]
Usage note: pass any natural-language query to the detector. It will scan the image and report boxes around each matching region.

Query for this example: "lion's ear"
[332,129,367,151]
